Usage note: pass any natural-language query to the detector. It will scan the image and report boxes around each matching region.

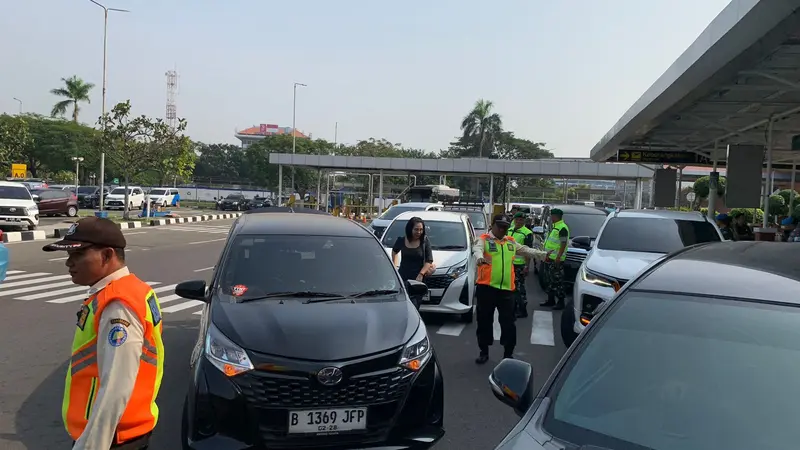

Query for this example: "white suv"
[105,186,145,210]
[381,210,476,322]
[0,181,39,230]
[563,209,723,346]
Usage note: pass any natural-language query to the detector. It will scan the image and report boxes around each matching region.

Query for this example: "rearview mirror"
[571,236,591,249]
[489,359,535,416]
[31,195,40,202]
[175,280,208,302]
[532,226,544,235]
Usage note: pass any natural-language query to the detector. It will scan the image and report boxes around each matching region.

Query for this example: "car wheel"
[66,206,78,217]
[460,306,474,323]
[560,300,578,347]
[181,396,191,450]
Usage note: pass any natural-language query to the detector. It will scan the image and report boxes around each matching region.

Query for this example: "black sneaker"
[553,300,565,311]
[475,352,489,365]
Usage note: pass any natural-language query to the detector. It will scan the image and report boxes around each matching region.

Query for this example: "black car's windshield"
[597,217,720,253]
[543,291,800,450]
[563,213,607,238]
[225,194,243,200]
[0,186,32,200]
[218,235,399,299]
[381,220,467,250]
[77,186,96,194]
[378,205,427,220]
[149,189,167,196]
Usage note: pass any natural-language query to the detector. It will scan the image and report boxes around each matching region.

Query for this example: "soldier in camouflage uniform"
[540,208,569,311]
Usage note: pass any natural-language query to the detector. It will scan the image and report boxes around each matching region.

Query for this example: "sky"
[1,0,731,157]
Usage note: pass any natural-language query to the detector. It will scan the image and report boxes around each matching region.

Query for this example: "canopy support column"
[708,143,719,221]
[634,179,643,209]
[791,163,797,216]
[488,175,494,211]
[278,165,283,207]
[378,170,384,214]
[316,169,322,210]
[763,119,774,228]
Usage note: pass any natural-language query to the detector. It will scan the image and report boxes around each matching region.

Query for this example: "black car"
[176,210,444,449]
[76,186,111,209]
[247,195,272,209]
[218,193,250,211]
[489,241,800,450]
[533,205,609,288]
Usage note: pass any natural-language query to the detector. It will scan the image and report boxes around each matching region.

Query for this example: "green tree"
[692,175,727,199]
[0,115,32,174]
[50,75,95,122]
[460,99,503,158]
[17,114,99,178]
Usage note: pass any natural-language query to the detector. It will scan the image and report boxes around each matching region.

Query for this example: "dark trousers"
[73,433,150,449]
[475,284,516,354]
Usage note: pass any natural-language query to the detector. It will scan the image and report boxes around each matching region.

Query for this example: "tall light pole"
[291,82,307,193]
[89,0,129,211]
[12,98,22,114]
[72,156,85,191]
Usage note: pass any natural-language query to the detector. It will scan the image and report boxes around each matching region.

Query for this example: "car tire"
[66,206,78,217]
[27,224,37,231]
[561,300,578,348]
[460,306,474,323]
[181,396,191,450]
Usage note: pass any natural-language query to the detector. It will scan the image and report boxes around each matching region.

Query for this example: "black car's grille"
[0,206,26,216]
[237,368,415,409]
[565,251,587,264]
[425,274,454,290]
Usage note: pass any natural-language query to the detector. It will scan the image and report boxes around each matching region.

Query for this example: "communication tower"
[165,69,178,129]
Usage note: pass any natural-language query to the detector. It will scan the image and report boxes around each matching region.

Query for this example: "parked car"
[533,205,609,287]
[30,188,79,217]
[146,187,180,207]
[218,193,250,211]
[247,195,272,209]
[0,181,39,230]
[176,210,442,449]
[490,240,798,450]
[442,201,488,235]
[104,186,145,210]
[76,186,111,209]
[381,210,476,322]
[564,209,723,347]
[369,202,443,238]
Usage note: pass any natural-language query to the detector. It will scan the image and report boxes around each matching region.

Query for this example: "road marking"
[493,310,501,340]
[47,282,171,304]
[19,282,163,301]
[6,270,23,275]
[0,274,71,289]
[530,310,555,346]
[189,238,227,245]
[193,310,203,315]
[436,323,466,336]
[48,257,69,262]
[193,266,214,272]
[161,300,204,313]
[158,294,182,304]
[4,272,52,281]
[0,280,75,296]
[125,232,147,236]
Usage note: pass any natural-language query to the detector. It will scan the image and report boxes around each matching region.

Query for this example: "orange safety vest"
[63,274,165,443]
[476,234,518,291]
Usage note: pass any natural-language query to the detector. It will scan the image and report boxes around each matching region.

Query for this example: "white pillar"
[708,144,719,221]
[378,170,384,213]
[488,175,494,221]
[278,165,283,207]
[634,179,643,209]
[763,120,774,227]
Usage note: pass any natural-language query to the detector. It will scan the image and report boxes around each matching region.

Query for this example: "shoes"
[553,300,565,311]
[475,352,489,365]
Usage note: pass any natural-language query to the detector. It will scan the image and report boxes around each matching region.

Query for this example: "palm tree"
[460,99,503,158]
[50,76,95,122]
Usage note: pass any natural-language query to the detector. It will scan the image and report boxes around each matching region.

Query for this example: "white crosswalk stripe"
[430,309,555,346]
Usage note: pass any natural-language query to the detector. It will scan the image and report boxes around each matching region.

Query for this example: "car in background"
[0,181,39,231]
[509,203,545,227]
[247,195,272,209]
[565,209,723,347]
[76,186,111,209]
[105,186,145,210]
[176,211,442,449]
[30,189,79,217]
[218,193,250,211]
[381,210,476,322]
[46,184,76,191]
[489,241,800,450]
[533,205,609,288]
[369,202,443,238]
[18,179,47,190]
[147,187,180,207]
[442,201,488,235]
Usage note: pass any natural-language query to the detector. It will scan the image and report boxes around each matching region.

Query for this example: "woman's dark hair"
[405,217,426,241]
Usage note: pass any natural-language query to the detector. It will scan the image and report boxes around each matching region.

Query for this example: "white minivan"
[104,186,145,210]
[146,187,179,207]
[380,210,476,322]
[368,202,442,238]
[0,181,39,230]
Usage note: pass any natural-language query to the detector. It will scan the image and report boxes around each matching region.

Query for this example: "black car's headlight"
[579,265,617,290]
[204,322,254,376]
[446,259,468,279]
[399,323,431,372]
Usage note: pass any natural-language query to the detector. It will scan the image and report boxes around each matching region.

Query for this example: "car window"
[466,212,486,229]
[597,217,720,253]
[53,190,69,198]
[33,190,57,200]
[562,213,607,238]
[149,189,167,196]
[543,291,800,450]
[133,188,142,195]
[0,186,32,200]
[170,189,179,195]
[381,220,468,251]
[110,188,128,195]
[226,194,243,199]
[77,186,96,194]
[377,205,427,220]
[218,235,398,298]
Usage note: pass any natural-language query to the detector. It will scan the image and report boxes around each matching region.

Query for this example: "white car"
[369,202,443,238]
[104,186,146,210]
[380,210,476,322]
[0,181,39,230]
[563,209,724,347]
[146,187,179,207]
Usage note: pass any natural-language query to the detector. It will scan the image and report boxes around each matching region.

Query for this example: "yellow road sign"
[10,164,26,179]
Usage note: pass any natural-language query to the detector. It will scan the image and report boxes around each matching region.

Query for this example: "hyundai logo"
[316,367,343,386]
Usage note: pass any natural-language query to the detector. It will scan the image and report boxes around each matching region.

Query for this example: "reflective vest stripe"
[544,221,569,262]
[476,234,517,291]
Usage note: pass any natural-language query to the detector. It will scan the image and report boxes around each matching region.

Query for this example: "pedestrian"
[474,214,546,364]
[540,208,569,311]
[392,217,435,307]
[42,217,164,450]
[716,213,736,241]
[731,211,755,241]
[507,212,534,318]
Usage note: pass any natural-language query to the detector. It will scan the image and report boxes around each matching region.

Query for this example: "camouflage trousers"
[544,260,566,300]
[513,264,528,313]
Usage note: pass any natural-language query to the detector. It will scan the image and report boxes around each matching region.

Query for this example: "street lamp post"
[290,82,307,194]
[72,157,85,191]
[89,0,129,211]
[12,98,22,114]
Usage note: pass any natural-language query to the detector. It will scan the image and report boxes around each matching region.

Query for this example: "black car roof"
[633,241,800,304]
[234,211,373,237]
[547,204,609,215]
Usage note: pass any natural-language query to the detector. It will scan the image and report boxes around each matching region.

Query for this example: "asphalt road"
[0,219,568,450]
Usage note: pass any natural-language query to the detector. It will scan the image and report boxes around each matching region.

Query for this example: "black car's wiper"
[350,289,400,298]
[432,245,466,250]
[237,291,348,302]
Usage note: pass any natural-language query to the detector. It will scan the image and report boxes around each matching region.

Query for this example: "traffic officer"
[473,214,545,364]
[507,212,534,318]
[42,217,164,450]
[540,208,569,311]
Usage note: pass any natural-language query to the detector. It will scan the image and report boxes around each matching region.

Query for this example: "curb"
[2,212,244,243]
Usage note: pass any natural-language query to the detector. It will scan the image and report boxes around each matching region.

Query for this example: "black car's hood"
[212,296,419,361]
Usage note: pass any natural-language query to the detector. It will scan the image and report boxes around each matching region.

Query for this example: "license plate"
[288,408,367,434]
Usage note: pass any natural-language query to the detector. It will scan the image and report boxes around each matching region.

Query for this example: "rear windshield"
[0,186,32,200]
[378,205,427,220]
[217,235,399,298]
[544,292,800,450]
[149,189,167,196]
[225,194,243,199]
[597,217,720,253]
[77,186,96,194]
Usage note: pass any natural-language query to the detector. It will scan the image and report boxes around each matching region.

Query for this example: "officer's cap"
[550,208,564,216]
[492,214,511,226]
[513,212,526,219]
[43,217,127,252]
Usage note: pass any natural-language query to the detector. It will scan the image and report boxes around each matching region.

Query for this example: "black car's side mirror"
[489,359,535,416]
[175,280,209,302]
[571,236,591,249]
[32,195,40,202]
[405,279,428,297]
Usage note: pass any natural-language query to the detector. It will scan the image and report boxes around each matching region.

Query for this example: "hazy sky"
[2,0,731,156]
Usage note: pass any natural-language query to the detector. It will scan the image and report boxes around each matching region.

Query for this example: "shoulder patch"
[108,324,128,347]
[110,318,131,327]
[506,242,515,251]
[76,305,90,331]
[147,295,162,326]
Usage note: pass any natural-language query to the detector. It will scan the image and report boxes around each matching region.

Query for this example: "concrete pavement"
[0,219,568,450]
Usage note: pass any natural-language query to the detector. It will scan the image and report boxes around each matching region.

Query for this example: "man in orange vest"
[43,217,164,450]
[473,215,546,364]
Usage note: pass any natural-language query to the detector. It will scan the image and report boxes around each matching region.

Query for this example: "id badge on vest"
[487,240,498,253]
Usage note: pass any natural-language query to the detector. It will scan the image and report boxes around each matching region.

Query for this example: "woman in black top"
[392,217,435,282]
